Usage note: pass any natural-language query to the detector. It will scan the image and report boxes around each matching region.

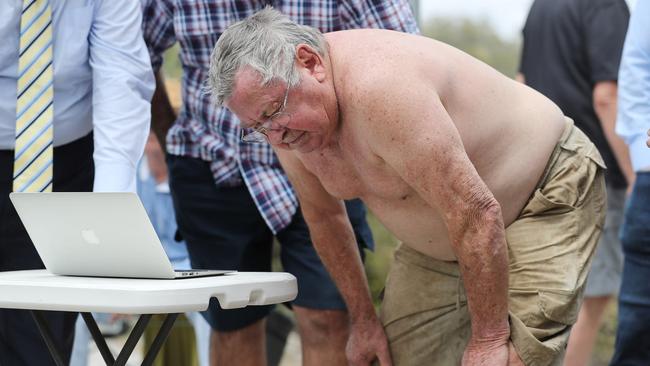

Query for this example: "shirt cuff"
[629,135,650,172]
[93,162,137,193]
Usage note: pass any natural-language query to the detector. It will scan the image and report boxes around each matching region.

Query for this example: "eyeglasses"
[241,86,291,143]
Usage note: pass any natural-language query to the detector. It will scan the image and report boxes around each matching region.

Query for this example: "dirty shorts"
[379,118,607,366]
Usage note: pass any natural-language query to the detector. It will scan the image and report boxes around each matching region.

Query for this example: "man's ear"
[295,44,326,82]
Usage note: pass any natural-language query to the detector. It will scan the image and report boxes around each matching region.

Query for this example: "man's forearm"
[452,204,510,340]
[594,82,635,185]
[307,212,376,321]
[151,71,177,152]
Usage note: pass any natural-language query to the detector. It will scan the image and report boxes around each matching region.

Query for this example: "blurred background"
[88,1,636,365]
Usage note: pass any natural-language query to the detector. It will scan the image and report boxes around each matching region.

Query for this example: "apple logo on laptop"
[81,229,101,245]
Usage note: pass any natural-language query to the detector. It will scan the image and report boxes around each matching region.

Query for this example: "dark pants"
[0,134,93,366]
[611,172,650,366]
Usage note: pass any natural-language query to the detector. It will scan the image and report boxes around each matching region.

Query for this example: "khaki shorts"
[380,119,607,366]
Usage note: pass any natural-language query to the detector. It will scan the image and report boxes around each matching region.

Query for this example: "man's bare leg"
[564,296,611,366]
[293,306,349,365]
[210,318,266,366]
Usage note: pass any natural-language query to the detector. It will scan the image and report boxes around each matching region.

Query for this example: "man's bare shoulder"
[327,31,453,105]
[333,61,439,137]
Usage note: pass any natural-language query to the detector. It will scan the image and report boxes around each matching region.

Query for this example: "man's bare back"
[296,29,566,260]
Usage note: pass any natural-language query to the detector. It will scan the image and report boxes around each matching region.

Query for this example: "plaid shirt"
[142,0,419,234]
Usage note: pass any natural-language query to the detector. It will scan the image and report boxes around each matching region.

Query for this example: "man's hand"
[462,334,509,366]
[646,128,650,148]
[346,316,392,366]
[462,339,525,366]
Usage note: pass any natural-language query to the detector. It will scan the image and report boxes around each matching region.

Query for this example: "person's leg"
[0,134,92,366]
[210,319,266,366]
[277,199,373,365]
[292,307,349,365]
[565,186,625,366]
[565,296,611,366]
[611,173,650,365]
[167,155,274,366]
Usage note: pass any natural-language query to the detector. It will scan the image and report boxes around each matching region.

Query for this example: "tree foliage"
[421,17,521,77]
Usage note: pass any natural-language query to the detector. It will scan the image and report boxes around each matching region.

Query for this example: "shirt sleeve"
[338,0,419,34]
[616,0,650,172]
[89,0,155,192]
[584,0,630,83]
[141,0,177,72]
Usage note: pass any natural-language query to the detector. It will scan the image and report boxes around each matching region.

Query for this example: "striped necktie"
[13,0,54,193]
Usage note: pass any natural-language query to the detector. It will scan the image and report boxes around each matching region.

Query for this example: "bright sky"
[418,0,638,41]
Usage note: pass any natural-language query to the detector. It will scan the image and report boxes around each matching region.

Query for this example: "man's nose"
[266,128,286,145]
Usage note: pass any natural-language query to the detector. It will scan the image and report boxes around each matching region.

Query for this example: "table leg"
[81,312,116,365]
[140,313,180,366]
[113,314,152,366]
[32,311,179,366]
[30,310,66,366]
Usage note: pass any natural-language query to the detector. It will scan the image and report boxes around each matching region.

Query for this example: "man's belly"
[363,196,458,261]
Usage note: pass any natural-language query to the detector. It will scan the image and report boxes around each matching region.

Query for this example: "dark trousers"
[611,172,650,366]
[0,134,93,366]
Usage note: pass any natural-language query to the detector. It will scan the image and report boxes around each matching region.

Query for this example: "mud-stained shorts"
[379,118,607,366]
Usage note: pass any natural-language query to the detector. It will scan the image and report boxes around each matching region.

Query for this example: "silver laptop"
[9,192,233,279]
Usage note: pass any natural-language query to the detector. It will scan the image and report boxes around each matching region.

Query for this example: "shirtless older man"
[208,8,606,366]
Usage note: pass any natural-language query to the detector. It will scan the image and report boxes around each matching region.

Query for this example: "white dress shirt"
[616,0,650,172]
[0,0,154,192]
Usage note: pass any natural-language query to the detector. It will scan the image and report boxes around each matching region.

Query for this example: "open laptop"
[9,192,234,279]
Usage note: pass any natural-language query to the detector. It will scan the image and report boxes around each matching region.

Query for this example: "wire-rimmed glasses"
[241,86,291,143]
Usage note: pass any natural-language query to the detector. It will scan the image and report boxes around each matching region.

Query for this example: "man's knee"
[214,318,266,346]
[293,307,349,344]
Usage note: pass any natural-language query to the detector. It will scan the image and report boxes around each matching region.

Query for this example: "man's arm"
[364,79,509,364]
[141,0,178,152]
[151,71,177,152]
[274,148,391,366]
[89,0,155,192]
[593,81,635,186]
[616,0,650,167]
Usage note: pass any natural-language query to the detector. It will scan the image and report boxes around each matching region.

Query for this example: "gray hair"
[208,7,327,105]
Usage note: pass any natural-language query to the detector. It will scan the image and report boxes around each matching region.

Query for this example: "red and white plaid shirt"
[142,0,419,233]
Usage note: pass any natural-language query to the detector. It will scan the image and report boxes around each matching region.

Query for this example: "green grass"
[364,214,400,306]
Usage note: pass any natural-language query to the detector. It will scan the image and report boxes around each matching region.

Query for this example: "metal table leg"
[140,313,180,366]
[30,310,66,366]
[33,311,180,366]
[81,312,116,365]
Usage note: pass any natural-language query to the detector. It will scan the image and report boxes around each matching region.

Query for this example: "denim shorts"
[167,154,373,331]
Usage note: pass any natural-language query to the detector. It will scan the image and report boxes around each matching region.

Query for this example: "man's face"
[225,67,333,154]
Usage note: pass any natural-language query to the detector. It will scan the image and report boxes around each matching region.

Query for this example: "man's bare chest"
[299,143,411,201]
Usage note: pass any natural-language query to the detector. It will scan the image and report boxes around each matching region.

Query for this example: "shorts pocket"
[520,188,576,218]
[538,288,580,325]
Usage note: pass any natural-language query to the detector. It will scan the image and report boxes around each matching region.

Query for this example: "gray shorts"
[584,185,625,297]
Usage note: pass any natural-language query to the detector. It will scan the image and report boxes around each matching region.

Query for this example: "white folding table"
[0,270,297,366]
